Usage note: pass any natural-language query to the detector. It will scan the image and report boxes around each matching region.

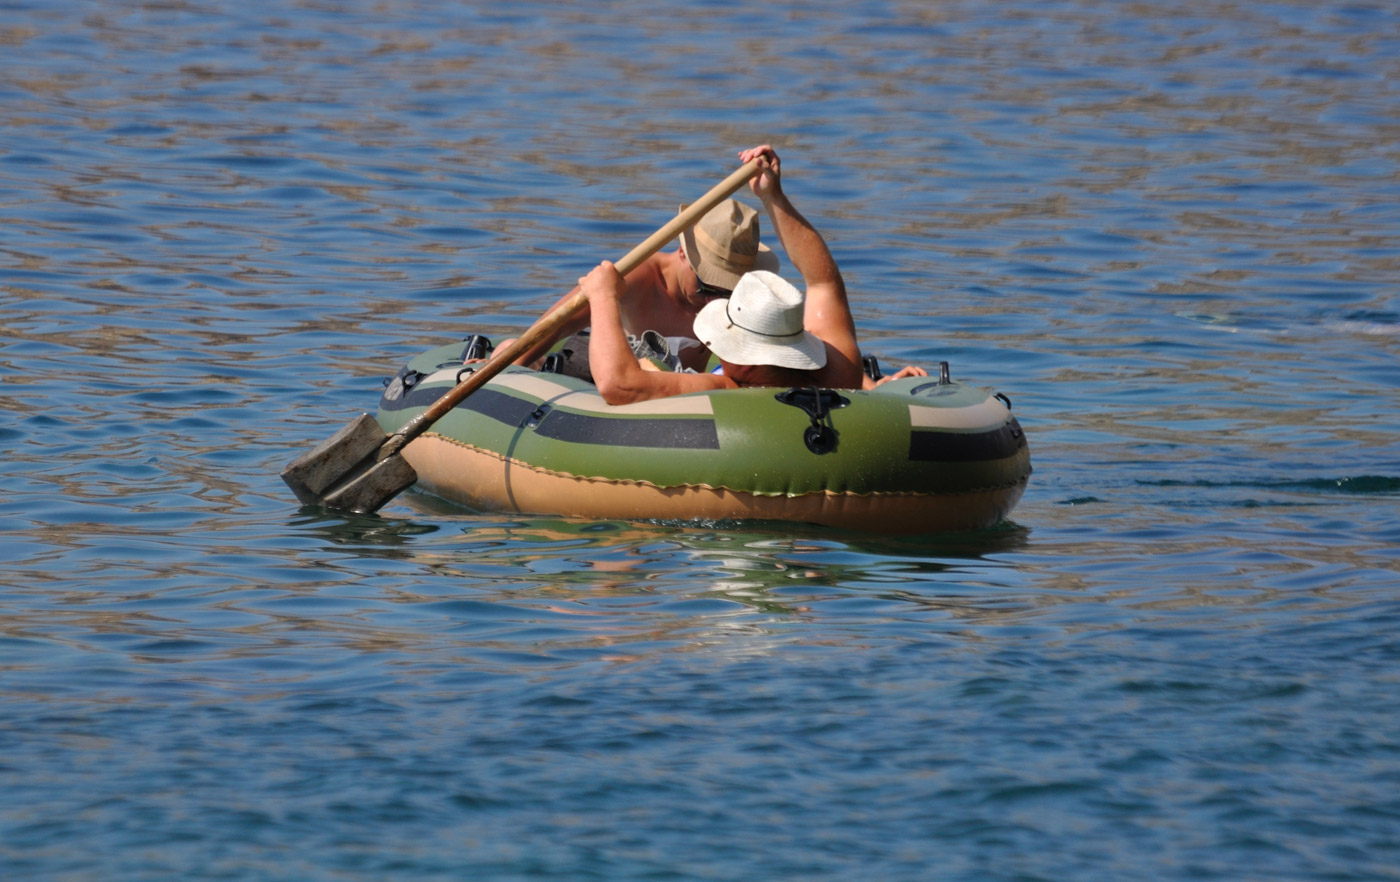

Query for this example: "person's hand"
[463,336,514,365]
[578,260,625,305]
[739,144,781,200]
[865,364,929,389]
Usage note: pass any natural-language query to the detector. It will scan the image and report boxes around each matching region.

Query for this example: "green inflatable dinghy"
[376,339,1031,533]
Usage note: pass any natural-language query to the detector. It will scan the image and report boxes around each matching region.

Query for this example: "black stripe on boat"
[463,388,722,450]
[533,409,720,449]
[381,384,718,450]
[461,388,542,426]
[909,418,1025,462]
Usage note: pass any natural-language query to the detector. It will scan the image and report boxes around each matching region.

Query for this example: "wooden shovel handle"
[382,160,762,455]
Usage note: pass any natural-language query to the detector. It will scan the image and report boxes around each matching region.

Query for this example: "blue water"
[3,1,1399,879]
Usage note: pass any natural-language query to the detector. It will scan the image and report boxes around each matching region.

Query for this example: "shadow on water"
[289,507,441,555]
[288,487,1034,606]
[376,487,1031,558]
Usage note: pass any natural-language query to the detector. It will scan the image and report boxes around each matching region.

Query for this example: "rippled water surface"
[3,1,1398,879]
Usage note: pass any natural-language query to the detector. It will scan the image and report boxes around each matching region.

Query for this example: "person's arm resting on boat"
[580,262,734,405]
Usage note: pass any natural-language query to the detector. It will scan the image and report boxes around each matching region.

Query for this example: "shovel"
[281,159,762,514]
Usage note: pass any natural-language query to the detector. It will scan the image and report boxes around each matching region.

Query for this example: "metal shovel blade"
[317,450,418,515]
[281,413,418,514]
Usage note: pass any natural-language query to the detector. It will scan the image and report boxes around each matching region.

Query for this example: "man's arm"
[580,262,734,405]
[739,145,864,389]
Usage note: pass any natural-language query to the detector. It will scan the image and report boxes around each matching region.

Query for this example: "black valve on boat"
[909,361,959,398]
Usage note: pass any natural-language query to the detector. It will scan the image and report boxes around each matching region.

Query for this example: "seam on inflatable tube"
[420,433,1029,499]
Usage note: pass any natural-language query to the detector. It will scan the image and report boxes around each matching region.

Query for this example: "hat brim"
[679,204,779,291]
[693,297,827,370]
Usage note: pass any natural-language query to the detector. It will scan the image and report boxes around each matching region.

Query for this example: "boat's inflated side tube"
[377,341,1031,533]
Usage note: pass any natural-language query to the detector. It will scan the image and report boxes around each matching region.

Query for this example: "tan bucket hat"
[693,270,827,370]
[679,198,779,291]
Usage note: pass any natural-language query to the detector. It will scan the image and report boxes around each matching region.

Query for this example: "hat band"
[694,224,755,276]
[726,300,803,340]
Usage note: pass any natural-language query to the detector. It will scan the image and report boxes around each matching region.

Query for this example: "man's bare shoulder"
[621,252,673,298]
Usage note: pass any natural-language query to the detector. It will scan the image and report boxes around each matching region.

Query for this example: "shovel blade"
[282,413,418,512]
[319,451,419,515]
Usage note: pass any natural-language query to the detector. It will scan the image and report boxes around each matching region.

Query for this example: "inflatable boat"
[375,339,1031,533]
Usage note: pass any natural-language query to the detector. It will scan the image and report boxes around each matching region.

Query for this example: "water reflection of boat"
[376,340,1031,534]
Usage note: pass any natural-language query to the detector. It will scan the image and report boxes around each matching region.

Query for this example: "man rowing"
[578,144,925,405]
[500,163,779,376]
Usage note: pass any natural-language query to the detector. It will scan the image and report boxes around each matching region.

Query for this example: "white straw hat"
[679,199,779,291]
[692,270,827,370]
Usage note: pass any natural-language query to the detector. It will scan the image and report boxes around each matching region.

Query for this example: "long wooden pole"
[376,160,762,461]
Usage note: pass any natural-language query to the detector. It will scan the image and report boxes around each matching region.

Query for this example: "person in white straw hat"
[578,145,925,404]
[691,270,828,372]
